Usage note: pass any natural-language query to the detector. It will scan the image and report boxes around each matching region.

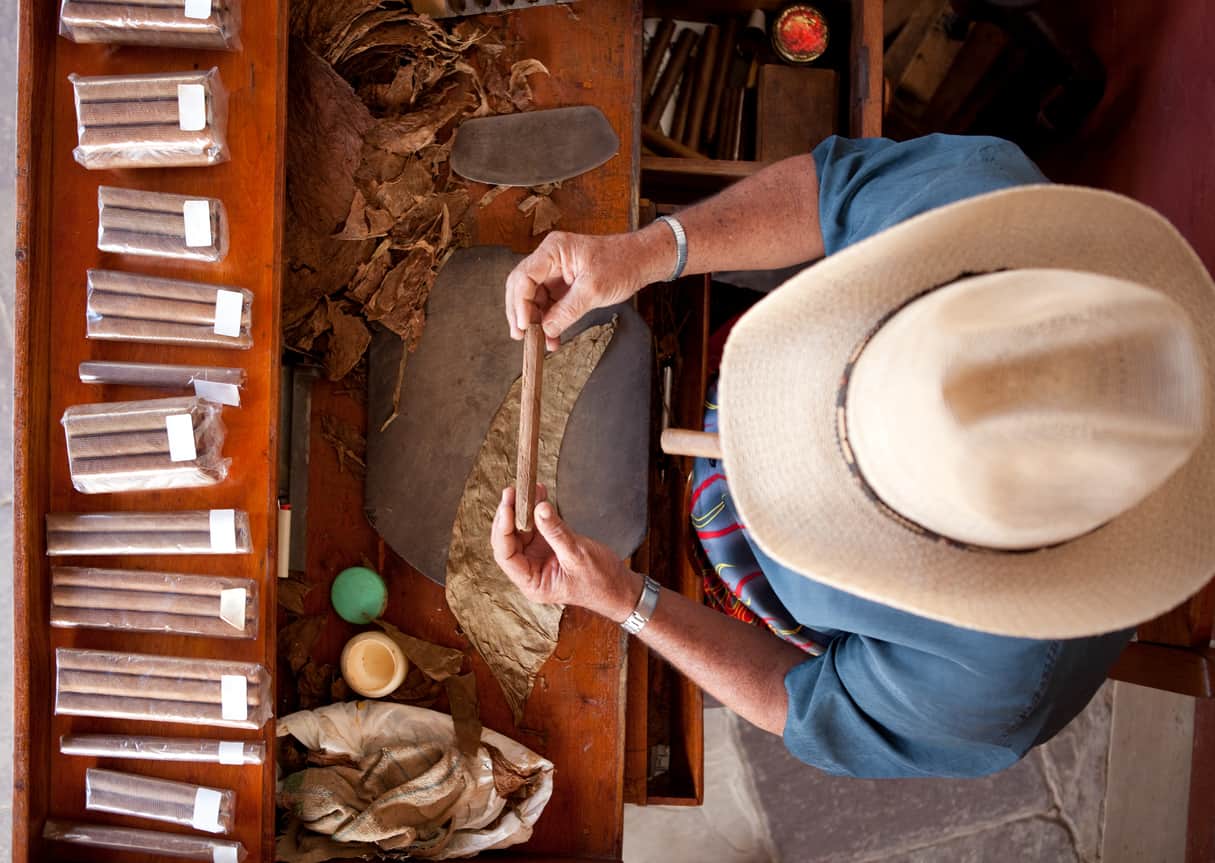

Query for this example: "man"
[489,135,1215,778]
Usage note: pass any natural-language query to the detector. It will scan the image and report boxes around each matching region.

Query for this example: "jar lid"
[773,5,829,64]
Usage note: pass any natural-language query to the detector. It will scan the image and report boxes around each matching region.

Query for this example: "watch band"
[656,215,688,282]
[621,575,661,635]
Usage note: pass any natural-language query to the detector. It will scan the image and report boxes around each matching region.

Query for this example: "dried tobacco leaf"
[278,577,314,616]
[375,619,464,681]
[530,196,562,235]
[320,414,367,477]
[281,616,325,675]
[324,300,373,382]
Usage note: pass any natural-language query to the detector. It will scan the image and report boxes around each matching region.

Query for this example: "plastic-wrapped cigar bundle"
[61,734,266,765]
[46,509,253,556]
[55,648,273,730]
[61,396,229,494]
[70,68,229,169]
[80,361,246,406]
[85,269,252,349]
[98,186,229,262]
[44,820,247,862]
[85,768,236,834]
[51,567,258,639]
[59,0,241,51]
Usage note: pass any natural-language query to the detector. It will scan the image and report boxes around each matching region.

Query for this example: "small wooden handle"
[660,429,721,460]
[516,325,545,532]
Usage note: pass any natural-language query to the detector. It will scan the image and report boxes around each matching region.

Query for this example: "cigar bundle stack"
[44,820,247,862]
[46,509,253,555]
[59,0,241,51]
[51,566,258,638]
[85,768,236,834]
[61,734,266,765]
[61,396,230,494]
[71,69,229,169]
[55,648,273,730]
[97,186,229,262]
[85,269,253,349]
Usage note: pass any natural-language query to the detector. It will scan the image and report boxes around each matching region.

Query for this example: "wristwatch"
[656,215,688,282]
[621,575,661,635]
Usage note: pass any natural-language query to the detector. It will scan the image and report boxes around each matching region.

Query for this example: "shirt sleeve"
[812,134,1049,255]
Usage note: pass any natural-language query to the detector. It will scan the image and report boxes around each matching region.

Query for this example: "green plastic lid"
[330,566,388,624]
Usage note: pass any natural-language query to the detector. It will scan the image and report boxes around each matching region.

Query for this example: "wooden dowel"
[670,62,694,143]
[641,19,676,101]
[642,125,709,159]
[515,324,545,532]
[661,429,722,459]
[706,18,739,145]
[52,566,248,597]
[57,649,262,683]
[644,28,697,128]
[686,24,720,149]
[87,316,252,348]
[51,606,252,638]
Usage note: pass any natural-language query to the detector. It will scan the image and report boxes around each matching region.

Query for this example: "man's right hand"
[504,227,673,349]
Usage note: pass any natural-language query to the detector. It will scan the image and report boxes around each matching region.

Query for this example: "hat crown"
[846,269,1208,550]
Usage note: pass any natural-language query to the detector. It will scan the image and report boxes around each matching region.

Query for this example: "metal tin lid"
[773,4,829,65]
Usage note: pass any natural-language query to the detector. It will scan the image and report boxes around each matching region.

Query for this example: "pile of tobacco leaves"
[285,1,545,382]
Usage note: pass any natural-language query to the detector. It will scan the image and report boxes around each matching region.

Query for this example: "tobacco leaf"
[320,414,367,477]
[278,577,314,616]
[324,300,373,381]
[281,616,325,676]
[446,672,481,760]
[530,196,562,235]
[375,619,464,681]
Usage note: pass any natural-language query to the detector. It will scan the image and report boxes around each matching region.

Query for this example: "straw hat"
[718,185,1214,638]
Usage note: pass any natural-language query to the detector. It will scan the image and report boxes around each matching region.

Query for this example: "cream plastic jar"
[339,631,409,698]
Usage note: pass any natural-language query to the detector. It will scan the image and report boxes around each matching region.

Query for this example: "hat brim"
[719,185,1215,638]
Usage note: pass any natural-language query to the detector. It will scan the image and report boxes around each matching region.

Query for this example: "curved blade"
[451,106,620,187]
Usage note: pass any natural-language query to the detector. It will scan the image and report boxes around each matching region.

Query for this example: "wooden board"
[757,65,839,162]
[298,1,641,860]
[15,1,286,862]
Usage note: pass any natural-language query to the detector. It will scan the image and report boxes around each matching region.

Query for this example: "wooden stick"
[515,324,545,532]
[641,19,676,101]
[642,126,709,159]
[644,28,697,128]
[661,429,722,459]
[686,24,720,149]
[706,18,739,145]
[670,58,695,143]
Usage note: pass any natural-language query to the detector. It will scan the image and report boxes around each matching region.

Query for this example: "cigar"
[61,397,202,436]
[686,24,720,150]
[642,19,676,101]
[77,99,182,128]
[85,769,234,833]
[98,186,194,214]
[88,291,251,327]
[59,670,262,707]
[644,28,698,128]
[68,458,222,488]
[98,207,188,238]
[69,0,233,9]
[60,735,265,764]
[70,71,216,103]
[86,316,253,348]
[52,606,253,638]
[705,18,739,145]
[79,131,224,168]
[48,531,228,555]
[98,228,222,261]
[57,648,264,683]
[57,691,251,726]
[64,25,234,49]
[79,361,245,389]
[43,820,247,859]
[51,584,245,617]
[53,566,253,597]
[46,510,253,555]
[67,430,175,458]
[62,4,231,36]
[48,510,223,533]
[88,269,247,305]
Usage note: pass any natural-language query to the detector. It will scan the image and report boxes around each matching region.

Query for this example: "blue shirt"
[766,135,1133,778]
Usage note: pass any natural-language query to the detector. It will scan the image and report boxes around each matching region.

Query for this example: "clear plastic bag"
[98,186,229,262]
[51,566,258,639]
[44,819,247,862]
[80,361,246,407]
[55,648,273,730]
[61,734,266,765]
[61,396,230,494]
[46,509,253,555]
[85,768,236,834]
[70,68,229,169]
[59,0,241,51]
[84,269,252,349]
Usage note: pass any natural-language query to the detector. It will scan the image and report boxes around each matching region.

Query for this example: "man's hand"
[504,229,673,349]
[491,485,643,622]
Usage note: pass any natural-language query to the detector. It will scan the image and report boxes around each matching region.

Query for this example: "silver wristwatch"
[621,575,661,635]
[656,214,688,282]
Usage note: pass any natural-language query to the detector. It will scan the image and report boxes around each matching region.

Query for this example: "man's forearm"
[613,571,808,735]
[634,154,825,284]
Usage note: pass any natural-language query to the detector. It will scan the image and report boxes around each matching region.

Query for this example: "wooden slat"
[15,0,287,859]
[1108,643,1215,699]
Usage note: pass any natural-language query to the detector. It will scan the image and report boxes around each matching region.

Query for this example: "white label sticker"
[213,846,240,863]
[177,83,206,131]
[194,379,241,407]
[217,741,245,765]
[183,200,212,248]
[165,413,197,462]
[209,509,237,553]
[219,588,247,632]
[220,674,248,722]
[213,289,243,337]
[185,0,213,19]
[192,787,223,833]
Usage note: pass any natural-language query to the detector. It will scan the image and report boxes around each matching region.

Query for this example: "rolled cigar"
[43,820,246,858]
[51,606,253,638]
[98,229,219,261]
[81,128,221,159]
[88,770,223,810]
[48,531,225,555]
[642,19,676,101]
[87,316,252,348]
[686,24,720,149]
[70,452,218,475]
[70,0,232,8]
[56,648,264,682]
[78,99,182,128]
[53,566,251,597]
[71,71,214,103]
[644,28,697,128]
[64,25,233,50]
[61,397,200,435]
[79,361,245,388]
[48,510,219,533]
[69,466,222,494]
[51,585,240,616]
[59,670,262,707]
[642,126,709,159]
[88,269,244,305]
[56,691,250,725]
[98,185,197,214]
[62,3,230,35]
[68,429,172,458]
[61,735,264,764]
[705,18,739,145]
[88,291,250,327]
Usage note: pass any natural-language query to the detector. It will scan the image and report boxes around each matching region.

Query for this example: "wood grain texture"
[515,325,545,533]
[14,0,287,860]
[757,65,839,162]
[302,3,641,859]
